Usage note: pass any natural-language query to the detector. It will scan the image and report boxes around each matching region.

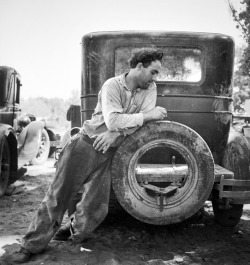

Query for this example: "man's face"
[137,60,162,89]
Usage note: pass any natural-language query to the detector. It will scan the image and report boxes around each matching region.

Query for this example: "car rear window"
[115,47,204,83]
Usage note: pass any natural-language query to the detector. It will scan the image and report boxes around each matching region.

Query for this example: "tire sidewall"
[30,129,50,165]
[112,121,214,225]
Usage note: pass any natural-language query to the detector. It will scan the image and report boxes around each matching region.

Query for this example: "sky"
[0,0,246,100]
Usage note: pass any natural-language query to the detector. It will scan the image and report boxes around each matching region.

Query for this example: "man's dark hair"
[129,48,163,68]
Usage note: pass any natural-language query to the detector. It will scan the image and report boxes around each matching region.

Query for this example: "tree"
[229,1,250,112]
[67,89,80,106]
[20,97,71,133]
[229,0,250,75]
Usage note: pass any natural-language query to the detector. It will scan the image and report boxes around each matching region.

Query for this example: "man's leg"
[53,193,82,241]
[70,158,112,242]
[20,134,105,254]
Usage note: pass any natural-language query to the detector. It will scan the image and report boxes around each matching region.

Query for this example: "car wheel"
[212,128,249,227]
[212,190,243,227]
[0,136,10,197]
[111,121,215,225]
[30,129,50,165]
[47,130,57,157]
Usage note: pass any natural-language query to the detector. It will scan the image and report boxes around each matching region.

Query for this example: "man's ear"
[136,62,143,70]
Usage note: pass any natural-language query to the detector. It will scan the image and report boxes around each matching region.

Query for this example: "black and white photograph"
[0,0,250,264]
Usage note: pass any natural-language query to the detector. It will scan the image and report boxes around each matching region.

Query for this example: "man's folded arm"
[101,83,144,131]
[102,82,157,134]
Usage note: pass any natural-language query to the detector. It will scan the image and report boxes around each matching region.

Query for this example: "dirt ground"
[1,158,250,265]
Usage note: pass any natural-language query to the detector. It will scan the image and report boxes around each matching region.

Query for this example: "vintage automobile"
[0,66,60,197]
[68,31,250,227]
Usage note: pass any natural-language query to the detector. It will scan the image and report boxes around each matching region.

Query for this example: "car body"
[0,66,60,197]
[71,31,250,226]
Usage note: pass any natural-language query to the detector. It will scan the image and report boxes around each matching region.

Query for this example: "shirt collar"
[118,72,153,92]
[119,72,130,91]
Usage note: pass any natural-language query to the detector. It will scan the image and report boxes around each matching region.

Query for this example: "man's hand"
[143,106,167,122]
[93,131,121,153]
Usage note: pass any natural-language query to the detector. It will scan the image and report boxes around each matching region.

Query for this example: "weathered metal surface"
[214,164,234,182]
[80,31,250,225]
[81,31,234,164]
[66,105,81,128]
[0,66,58,196]
[217,175,250,204]
[136,164,233,183]
[222,128,250,181]
[17,121,44,168]
[136,164,187,182]
[0,66,21,127]
[81,31,234,99]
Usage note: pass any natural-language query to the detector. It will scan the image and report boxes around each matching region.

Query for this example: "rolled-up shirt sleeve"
[101,82,144,131]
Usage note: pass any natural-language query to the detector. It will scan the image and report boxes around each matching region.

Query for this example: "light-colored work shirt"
[82,73,157,145]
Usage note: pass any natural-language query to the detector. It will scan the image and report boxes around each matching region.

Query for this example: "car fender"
[17,121,44,168]
[221,126,250,181]
[0,123,15,136]
[0,124,18,175]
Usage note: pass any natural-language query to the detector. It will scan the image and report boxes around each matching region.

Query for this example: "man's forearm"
[117,127,140,137]
[104,112,144,131]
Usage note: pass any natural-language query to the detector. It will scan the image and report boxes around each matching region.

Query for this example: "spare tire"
[111,121,214,225]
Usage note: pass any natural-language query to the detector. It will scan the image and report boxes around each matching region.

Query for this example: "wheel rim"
[127,140,197,211]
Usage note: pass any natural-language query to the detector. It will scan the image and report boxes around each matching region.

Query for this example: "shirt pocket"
[127,103,141,114]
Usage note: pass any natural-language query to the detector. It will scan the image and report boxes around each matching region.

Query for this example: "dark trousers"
[22,133,114,254]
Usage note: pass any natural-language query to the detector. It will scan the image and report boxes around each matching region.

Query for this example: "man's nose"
[152,74,158,82]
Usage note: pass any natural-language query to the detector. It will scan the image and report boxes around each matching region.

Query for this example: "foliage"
[233,45,250,112]
[233,46,250,94]
[229,0,250,75]
[20,89,81,133]
[229,1,250,112]
[67,88,81,106]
